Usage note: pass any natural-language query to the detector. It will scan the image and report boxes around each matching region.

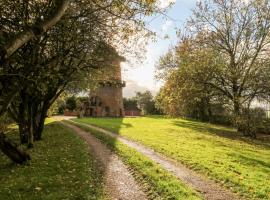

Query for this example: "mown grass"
[0,121,105,200]
[74,116,270,200]
[67,120,201,200]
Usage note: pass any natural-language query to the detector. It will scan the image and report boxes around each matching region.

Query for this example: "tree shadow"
[0,160,19,170]
[228,152,270,169]
[73,117,132,135]
[171,120,270,148]
[0,121,107,199]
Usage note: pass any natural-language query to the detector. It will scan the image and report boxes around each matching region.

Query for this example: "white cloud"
[158,0,176,9]
[123,79,157,98]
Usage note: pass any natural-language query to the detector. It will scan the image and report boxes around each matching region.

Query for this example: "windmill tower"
[82,44,125,117]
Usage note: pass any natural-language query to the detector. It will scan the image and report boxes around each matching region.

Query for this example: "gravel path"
[62,122,148,200]
[70,121,242,200]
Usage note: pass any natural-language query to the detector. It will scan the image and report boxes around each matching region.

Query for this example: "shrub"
[236,108,268,138]
[256,118,270,135]
[66,96,77,111]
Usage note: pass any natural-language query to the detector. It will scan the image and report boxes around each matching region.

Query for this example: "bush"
[66,96,77,111]
[211,114,232,126]
[236,108,269,138]
[58,102,66,114]
[256,118,270,135]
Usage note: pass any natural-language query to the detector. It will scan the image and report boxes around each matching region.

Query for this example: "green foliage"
[74,116,270,200]
[134,91,161,115]
[57,101,66,114]
[123,98,138,109]
[156,0,270,136]
[0,0,162,147]
[0,122,105,200]
[258,119,270,135]
[65,96,77,111]
[68,120,201,200]
[155,41,227,122]
[236,108,270,138]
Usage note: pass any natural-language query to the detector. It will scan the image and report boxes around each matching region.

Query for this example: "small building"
[124,106,142,117]
[64,110,78,117]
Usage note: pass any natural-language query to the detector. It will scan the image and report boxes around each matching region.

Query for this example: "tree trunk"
[0,132,31,164]
[233,98,242,131]
[35,115,46,141]
[208,105,212,122]
[18,123,28,144]
[18,92,28,144]
[27,104,34,148]
[0,0,70,62]
[33,104,48,141]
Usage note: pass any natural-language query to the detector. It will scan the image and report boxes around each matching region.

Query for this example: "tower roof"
[94,41,125,63]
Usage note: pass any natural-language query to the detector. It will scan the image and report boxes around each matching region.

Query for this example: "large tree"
[0,0,163,162]
[157,0,270,137]
[189,0,270,117]
[0,0,160,116]
[155,38,227,121]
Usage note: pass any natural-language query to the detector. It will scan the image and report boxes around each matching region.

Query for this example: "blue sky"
[122,0,197,97]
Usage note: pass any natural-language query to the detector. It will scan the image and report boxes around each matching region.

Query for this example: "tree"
[123,98,138,110]
[155,38,227,121]
[66,96,77,111]
[188,0,270,136]
[0,0,69,62]
[0,0,163,162]
[134,91,160,115]
[157,0,270,137]
[0,0,161,116]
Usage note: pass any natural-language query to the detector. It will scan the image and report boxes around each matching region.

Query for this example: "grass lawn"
[74,116,270,200]
[68,120,201,200]
[0,121,105,200]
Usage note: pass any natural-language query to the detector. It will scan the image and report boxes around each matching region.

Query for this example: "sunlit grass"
[0,122,106,200]
[74,116,270,200]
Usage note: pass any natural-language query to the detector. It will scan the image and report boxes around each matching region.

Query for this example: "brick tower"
[81,45,125,117]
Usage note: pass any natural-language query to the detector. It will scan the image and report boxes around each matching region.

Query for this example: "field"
[74,116,270,200]
[0,121,105,200]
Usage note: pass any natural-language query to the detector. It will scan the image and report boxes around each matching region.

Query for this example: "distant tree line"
[155,0,270,138]
[124,91,162,115]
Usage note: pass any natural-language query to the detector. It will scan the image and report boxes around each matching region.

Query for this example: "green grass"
[67,120,201,200]
[73,116,270,200]
[0,122,106,200]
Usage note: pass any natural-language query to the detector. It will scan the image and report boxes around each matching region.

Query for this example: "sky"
[122,0,197,98]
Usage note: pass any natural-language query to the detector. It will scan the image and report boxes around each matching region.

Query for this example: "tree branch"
[0,0,70,62]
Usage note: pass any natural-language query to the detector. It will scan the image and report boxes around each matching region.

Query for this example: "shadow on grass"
[73,117,130,135]
[0,121,106,199]
[228,152,270,169]
[0,121,60,171]
[171,120,270,148]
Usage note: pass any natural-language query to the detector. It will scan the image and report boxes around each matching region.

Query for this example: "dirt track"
[62,122,148,200]
[70,121,242,200]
